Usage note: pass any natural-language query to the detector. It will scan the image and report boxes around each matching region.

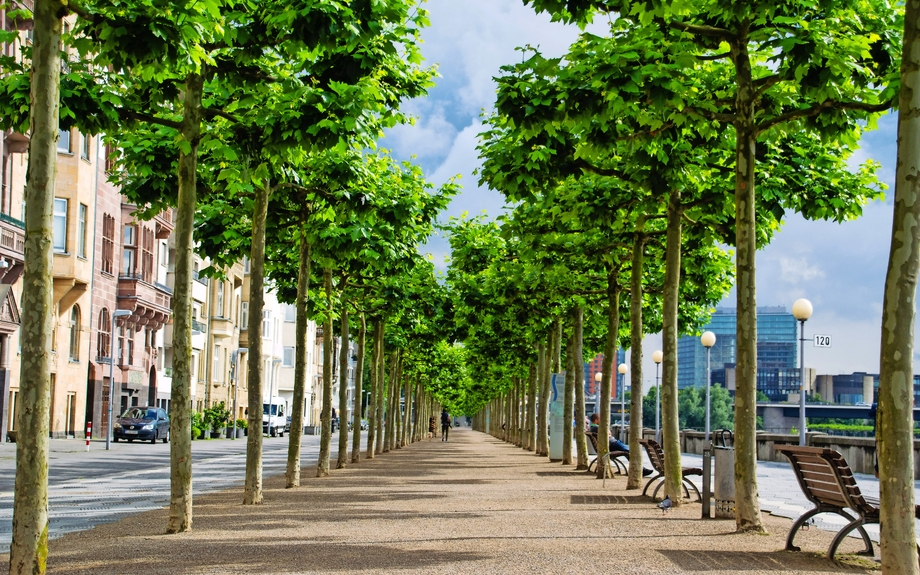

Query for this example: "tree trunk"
[9,4,62,570]
[549,320,585,465]
[285,236,310,487]
[597,275,619,480]
[401,376,411,447]
[374,327,385,454]
[336,304,350,469]
[627,224,646,490]
[563,336,574,464]
[525,362,536,451]
[383,351,397,452]
[573,306,588,469]
[366,319,380,459]
[351,313,365,463]
[660,188,683,503]
[243,179,270,502]
[878,6,920,571]
[535,340,548,456]
[730,34,765,532]
[316,268,334,477]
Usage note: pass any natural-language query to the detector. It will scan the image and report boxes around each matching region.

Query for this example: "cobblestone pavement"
[0,428,890,574]
[0,434,322,547]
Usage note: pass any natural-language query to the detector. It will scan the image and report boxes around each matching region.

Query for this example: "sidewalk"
[0,428,875,574]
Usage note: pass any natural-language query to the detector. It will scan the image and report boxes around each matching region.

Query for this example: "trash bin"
[713,429,735,519]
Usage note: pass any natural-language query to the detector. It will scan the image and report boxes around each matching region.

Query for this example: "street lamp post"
[792,298,813,446]
[652,350,662,443]
[617,363,628,442]
[230,348,247,440]
[593,372,602,415]
[107,310,132,450]
[701,331,716,442]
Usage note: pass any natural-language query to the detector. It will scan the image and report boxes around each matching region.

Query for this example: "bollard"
[701,442,712,519]
[85,422,92,451]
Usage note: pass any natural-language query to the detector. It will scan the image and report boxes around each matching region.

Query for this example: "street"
[0,434,326,546]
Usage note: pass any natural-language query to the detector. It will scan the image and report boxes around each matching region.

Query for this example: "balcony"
[117,273,172,330]
[211,316,235,338]
[6,0,33,31]
[192,319,207,334]
[0,213,25,285]
[154,208,174,239]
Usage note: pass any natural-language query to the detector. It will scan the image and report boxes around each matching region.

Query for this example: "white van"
[262,397,288,437]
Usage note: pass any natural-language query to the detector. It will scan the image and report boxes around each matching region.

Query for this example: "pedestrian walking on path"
[441,409,451,442]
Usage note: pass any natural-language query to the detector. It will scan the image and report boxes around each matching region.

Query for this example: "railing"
[154,281,172,295]
[118,272,144,280]
[95,356,112,365]
[192,319,207,333]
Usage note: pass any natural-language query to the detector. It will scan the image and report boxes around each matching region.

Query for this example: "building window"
[125,326,134,366]
[77,203,87,258]
[241,302,248,330]
[57,129,70,152]
[122,224,136,276]
[97,309,110,359]
[141,227,154,282]
[243,256,250,274]
[68,306,81,362]
[52,198,67,252]
[213,344,220,383]
[81,133,90,160]
[261,311,271,338]
[283,346,294,367]
[104,144,116,173]
[102,214,114,274]
[284,304,296,323]
[216,282,224,317]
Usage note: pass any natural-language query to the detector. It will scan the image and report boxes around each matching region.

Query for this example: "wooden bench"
[586,432,628,474]
[774,444,920,561]
[639,439,702,501]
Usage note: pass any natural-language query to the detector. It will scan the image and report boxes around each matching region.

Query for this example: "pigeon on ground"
[658,495,672,515]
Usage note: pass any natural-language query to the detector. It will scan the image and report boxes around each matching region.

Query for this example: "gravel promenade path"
[0,428,877,574]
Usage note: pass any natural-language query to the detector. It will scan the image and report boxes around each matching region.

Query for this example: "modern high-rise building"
[677,306,798,393]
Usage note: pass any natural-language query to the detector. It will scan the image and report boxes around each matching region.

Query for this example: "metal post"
[799,319,806,446]
[655,363,660,443]
[107,310,131,450]
[702,442,712,519]
[620,373,626,443]
[705,346,711,442]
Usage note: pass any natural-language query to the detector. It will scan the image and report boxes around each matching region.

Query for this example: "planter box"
[304,425,320,436]
[209,431,223,439]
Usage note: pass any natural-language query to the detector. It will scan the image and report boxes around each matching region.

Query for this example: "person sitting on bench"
[589,413,652,476]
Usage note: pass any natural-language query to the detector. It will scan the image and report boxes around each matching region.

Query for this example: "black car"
[113,406,170,444]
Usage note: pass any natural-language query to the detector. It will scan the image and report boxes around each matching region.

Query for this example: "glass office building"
[677,306,797,390]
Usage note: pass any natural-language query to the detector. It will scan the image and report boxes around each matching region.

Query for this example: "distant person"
[428,415,436,440]
[441,409,451,442]
[588,413,652,476]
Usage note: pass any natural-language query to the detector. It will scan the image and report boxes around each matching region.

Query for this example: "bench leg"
[588,457,597,473]
[786,508,822,552]
[682,477,701,502]
[828,515,874,560]
[642,474,663,497]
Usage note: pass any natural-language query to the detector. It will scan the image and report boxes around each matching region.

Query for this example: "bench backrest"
[586,432,598,455]
[773,445,875,516]
[639,439,666,473]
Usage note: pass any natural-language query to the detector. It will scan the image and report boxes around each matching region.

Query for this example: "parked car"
[360,419,369,431]
[113,406,170,444]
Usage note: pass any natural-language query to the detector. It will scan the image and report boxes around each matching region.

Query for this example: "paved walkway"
[0,428,879,574]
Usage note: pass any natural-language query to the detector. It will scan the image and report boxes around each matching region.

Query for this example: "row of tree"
[458,1,920,572]
[2,2,485,574]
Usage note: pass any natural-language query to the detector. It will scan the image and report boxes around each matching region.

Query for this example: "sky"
[381,0,905,392]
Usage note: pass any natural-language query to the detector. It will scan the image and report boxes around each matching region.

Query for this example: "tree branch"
[203,107,241,124]
[753,73,783,98]
[669,20,737,40]
[118,109,182,130]
[757,98,895,133]
[695,51,731,61]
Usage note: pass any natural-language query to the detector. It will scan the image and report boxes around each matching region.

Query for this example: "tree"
[7,1,64,572]
[877,2,920,570]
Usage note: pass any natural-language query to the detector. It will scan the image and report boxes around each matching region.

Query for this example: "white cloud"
[382,106,457,161]
[778,256,825,285]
